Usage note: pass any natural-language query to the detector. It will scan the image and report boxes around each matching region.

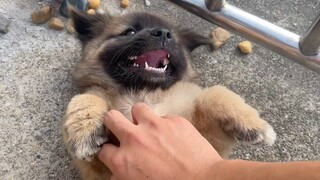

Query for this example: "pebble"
[33,131,43,141]
[31,5,52,24]
[0,14,10,34]
[238,41,253,54]
[36,154,42,159]
[48,17,64,31]
[121,0,129,8]
[145,0,151,6]
[89,0,100,9]
[59,0,89,17]
[96,8,105,14]
[87,9,96,15]
[66,19,75,34]
[210,27,230,50]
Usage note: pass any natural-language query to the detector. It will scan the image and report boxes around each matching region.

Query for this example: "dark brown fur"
[62,9,276,180]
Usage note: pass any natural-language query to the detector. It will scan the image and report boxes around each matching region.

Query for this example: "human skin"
[98,103,320,180]
[98,103,221,180]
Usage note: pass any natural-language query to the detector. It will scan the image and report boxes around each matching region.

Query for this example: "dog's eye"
[123,28,136,36]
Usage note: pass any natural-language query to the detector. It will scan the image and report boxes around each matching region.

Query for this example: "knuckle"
[125,129,136,138]
[126,130,143,145]
[148,120,159,128]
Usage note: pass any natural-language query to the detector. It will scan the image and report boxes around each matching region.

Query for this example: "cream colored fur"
[63,82,276,179]
[62,10,276,180]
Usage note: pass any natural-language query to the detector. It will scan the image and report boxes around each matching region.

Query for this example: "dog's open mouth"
[128,50,170,73]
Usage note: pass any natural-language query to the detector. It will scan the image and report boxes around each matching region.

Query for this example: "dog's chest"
[113,82,202,121]
[113,91,166,120]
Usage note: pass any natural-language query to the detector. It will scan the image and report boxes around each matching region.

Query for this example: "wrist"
[197,159,227,180]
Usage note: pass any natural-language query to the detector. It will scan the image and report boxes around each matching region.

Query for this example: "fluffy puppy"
[62,9,276,180]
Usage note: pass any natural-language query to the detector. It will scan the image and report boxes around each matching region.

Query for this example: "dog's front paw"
[63,94,109,161]
[66,121,108,161]
[236,120,276,146]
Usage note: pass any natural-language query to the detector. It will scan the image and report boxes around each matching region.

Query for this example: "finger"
[104,110,135,141]
[98,144,119,173]
[161,115,187,124]
[131,103,159,124]
[161,114,180,119]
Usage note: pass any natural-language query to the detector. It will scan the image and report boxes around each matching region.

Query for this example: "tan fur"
[63,82,276,179]
[62,12,276,180]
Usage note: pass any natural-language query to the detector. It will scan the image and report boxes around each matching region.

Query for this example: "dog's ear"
[178,29,213,52]
[69,7,110,43]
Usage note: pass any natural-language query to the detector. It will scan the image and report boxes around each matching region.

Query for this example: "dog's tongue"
[134,50,168,67]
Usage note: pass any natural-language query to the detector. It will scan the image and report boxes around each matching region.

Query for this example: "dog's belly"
[113,82,203,122]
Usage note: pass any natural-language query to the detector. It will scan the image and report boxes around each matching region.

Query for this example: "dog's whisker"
[106,45,131,70]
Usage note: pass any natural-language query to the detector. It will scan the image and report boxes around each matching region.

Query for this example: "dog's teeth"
[163,58,169,65]
[167,54,170,58]
[128,56,137,60]
[133,63,139,67]
[164,65,167,70]
[143,63,166,73]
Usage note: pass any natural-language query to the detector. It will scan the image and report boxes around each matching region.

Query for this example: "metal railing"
[167,0,320,73]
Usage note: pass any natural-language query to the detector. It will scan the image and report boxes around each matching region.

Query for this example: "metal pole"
[300,15,320,56]
[167,0,320,73]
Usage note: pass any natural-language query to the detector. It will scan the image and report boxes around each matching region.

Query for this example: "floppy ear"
[179,29,213,52]
[69,7,110,43]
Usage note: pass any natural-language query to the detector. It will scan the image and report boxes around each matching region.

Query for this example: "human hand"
[98,103,223,180]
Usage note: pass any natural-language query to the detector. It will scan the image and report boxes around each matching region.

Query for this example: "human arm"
[98,103,221,180]
[210,160,320,180]
[98,103,320,180]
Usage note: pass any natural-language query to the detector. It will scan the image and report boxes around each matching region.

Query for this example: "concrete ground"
[0,0,319,179]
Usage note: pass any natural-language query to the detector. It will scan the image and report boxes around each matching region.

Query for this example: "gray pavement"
[0,0,319,179]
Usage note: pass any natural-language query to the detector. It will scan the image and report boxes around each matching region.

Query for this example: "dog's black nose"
[151,28,172,45]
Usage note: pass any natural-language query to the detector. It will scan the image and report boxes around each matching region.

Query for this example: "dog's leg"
[192,85,276,157]
[62,89,112,179]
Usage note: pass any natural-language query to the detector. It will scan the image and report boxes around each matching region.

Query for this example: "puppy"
[62,9,276,180]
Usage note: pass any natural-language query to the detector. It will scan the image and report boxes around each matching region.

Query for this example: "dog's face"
[71,10,212,90]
